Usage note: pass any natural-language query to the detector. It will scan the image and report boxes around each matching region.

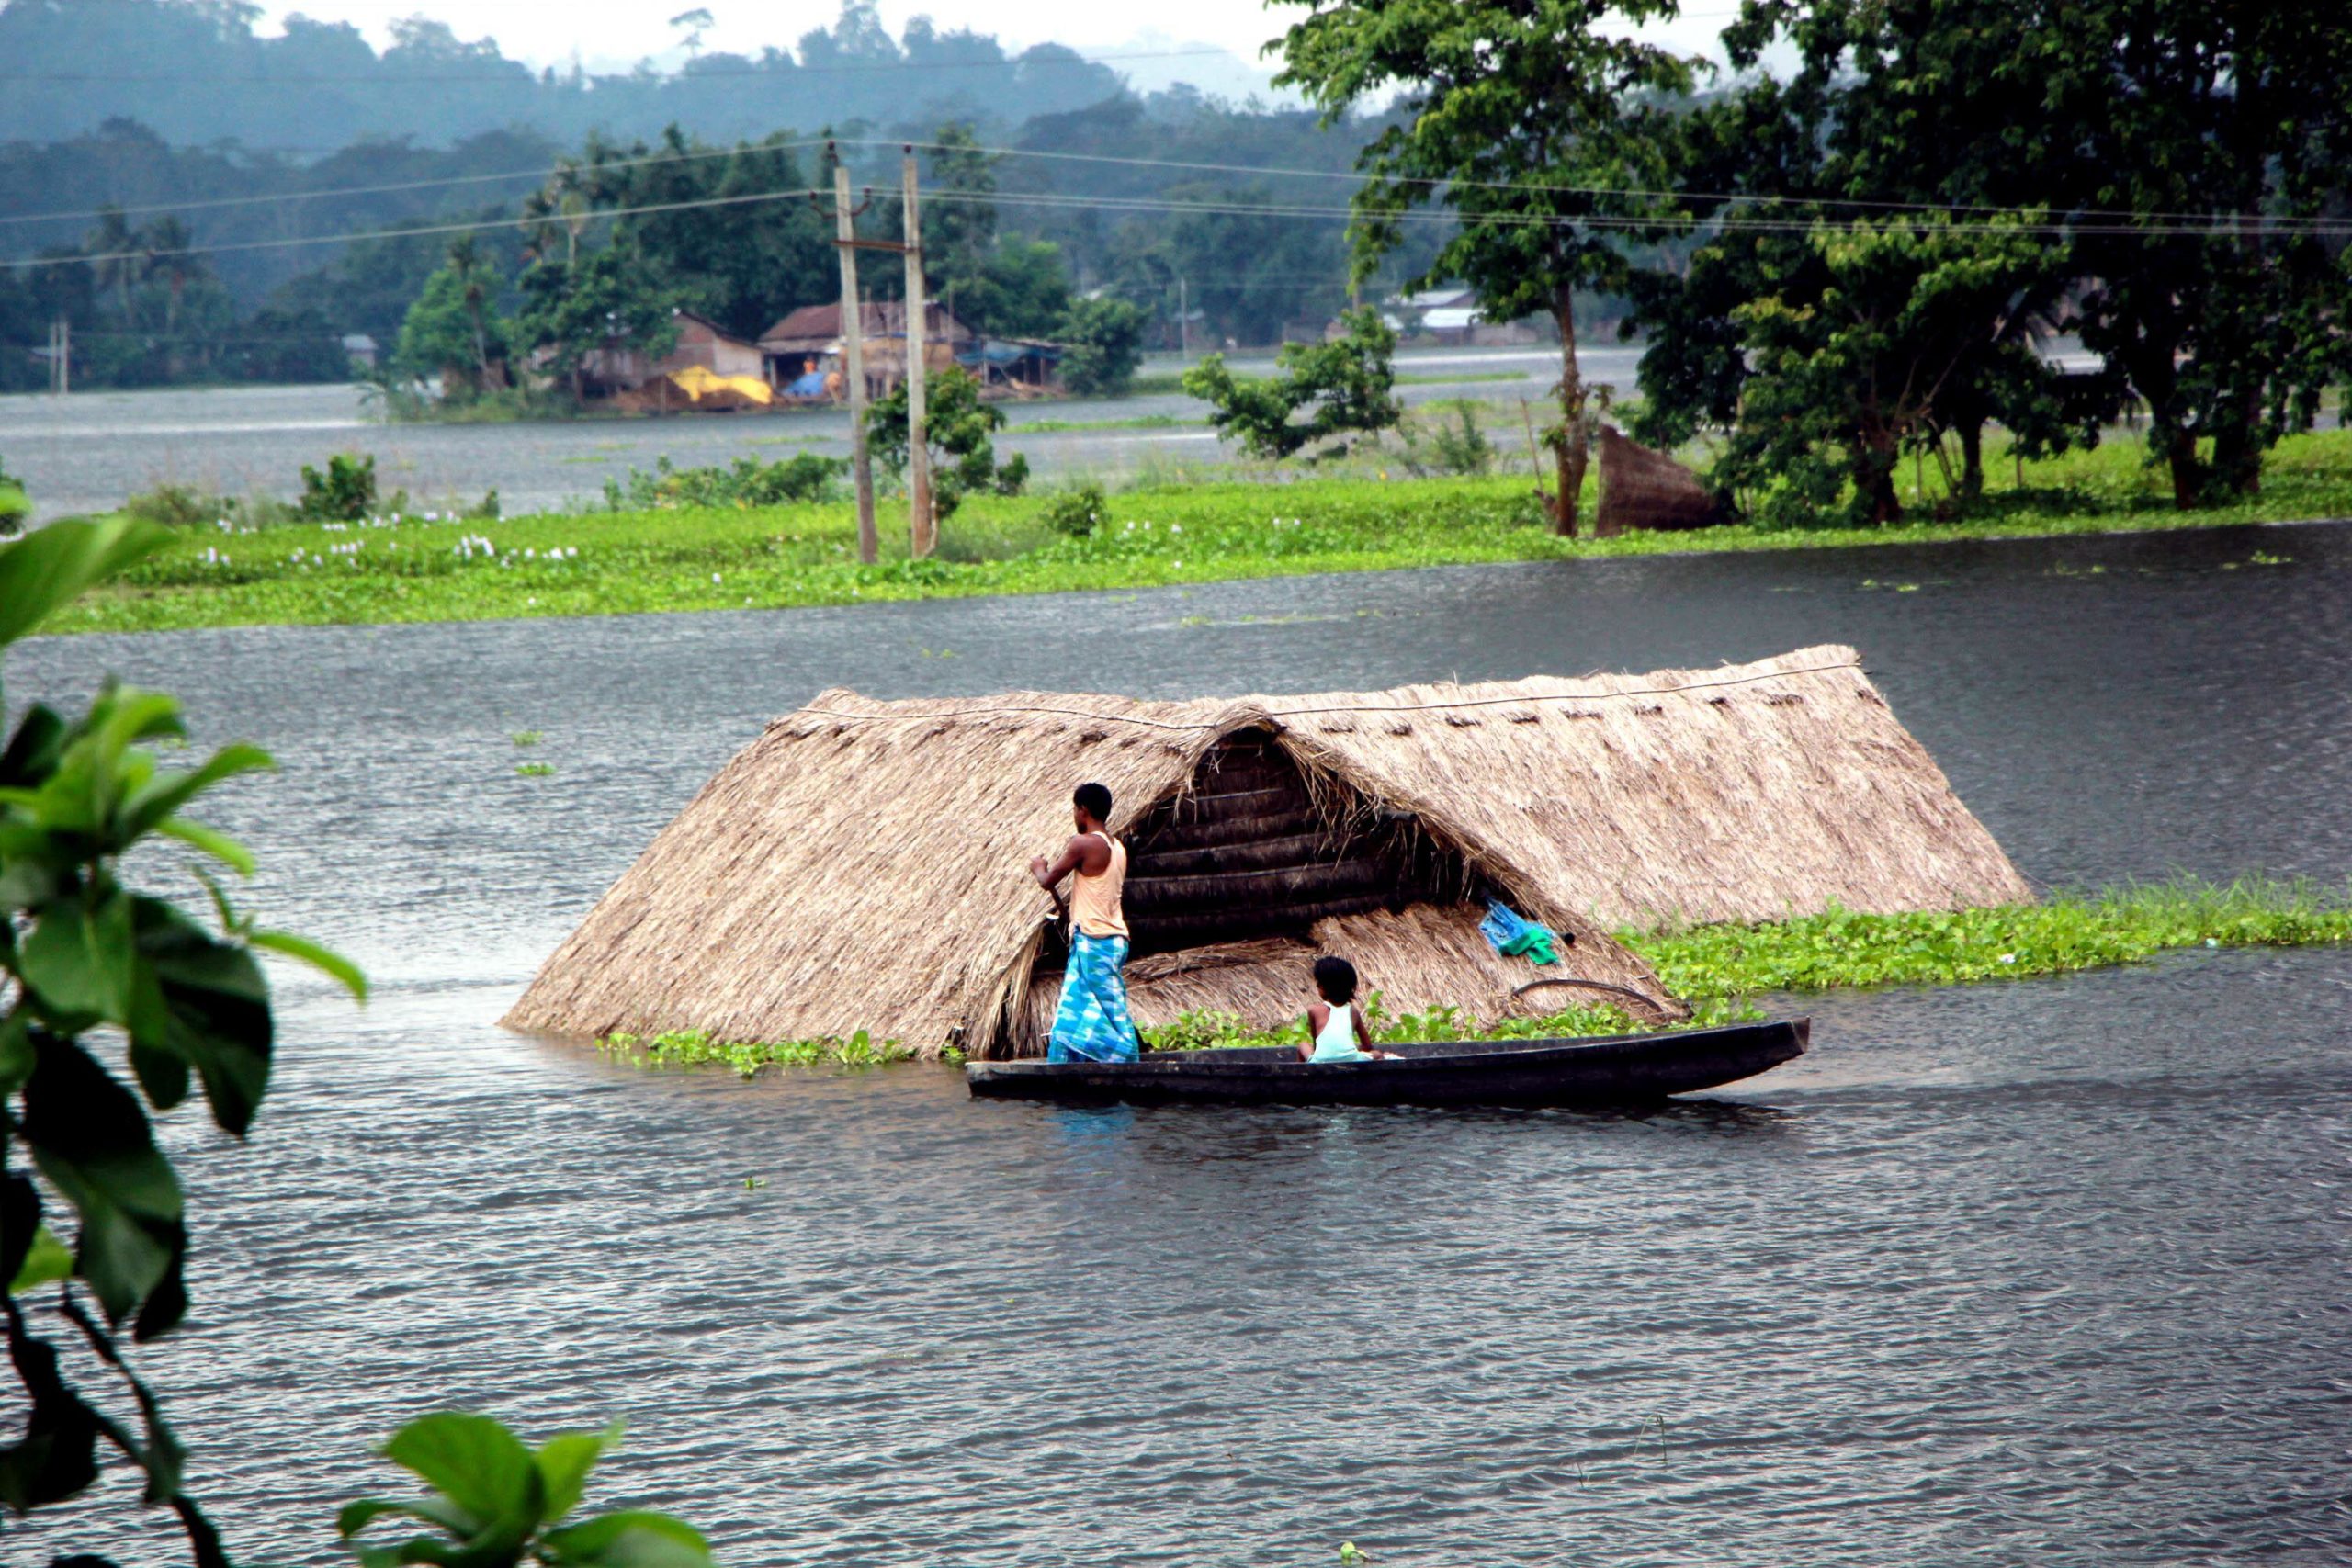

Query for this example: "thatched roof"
[1595,423,1728,535]
[503,645,2028,1057]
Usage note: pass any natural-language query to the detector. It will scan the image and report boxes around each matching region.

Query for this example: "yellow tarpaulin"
[664,366,774,407]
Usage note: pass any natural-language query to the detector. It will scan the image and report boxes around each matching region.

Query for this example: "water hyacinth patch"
[600,1027,917,1077]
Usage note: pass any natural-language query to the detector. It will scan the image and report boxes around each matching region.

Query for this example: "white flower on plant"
[1997,953,2017,964]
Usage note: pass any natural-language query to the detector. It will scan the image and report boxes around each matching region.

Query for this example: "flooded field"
[7,521,2349,1564]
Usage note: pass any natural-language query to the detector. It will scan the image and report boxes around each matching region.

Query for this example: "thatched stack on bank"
[503,645,2030,1059]
[1594,424,1730,535]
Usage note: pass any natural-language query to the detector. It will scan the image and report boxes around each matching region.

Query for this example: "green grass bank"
[597,878,2352,1077]
[36,429,2352,637]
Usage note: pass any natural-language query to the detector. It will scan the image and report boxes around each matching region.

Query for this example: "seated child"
[1299,956,1402,1064]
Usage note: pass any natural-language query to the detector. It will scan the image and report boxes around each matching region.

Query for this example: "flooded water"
[0,345,1588,522]
[6,520,2350,1564]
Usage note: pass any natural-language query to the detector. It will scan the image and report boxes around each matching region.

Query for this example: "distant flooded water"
[8,521,2350,1563]
[0,344,1594,522]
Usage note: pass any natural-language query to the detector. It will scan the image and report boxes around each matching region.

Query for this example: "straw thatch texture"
[1594,423,1727,536]
[503,644,2027,1057]
[1268,646,2029,930]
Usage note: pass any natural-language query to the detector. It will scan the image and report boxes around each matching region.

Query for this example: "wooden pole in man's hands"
[902,150,934,559]
[833,160,877,565]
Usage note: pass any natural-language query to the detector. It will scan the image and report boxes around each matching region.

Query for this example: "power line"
[888,136,2352,236]
[9,145,2349,276]
[10,129,2345,257]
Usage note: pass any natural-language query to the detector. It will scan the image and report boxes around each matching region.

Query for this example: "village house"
[756,301,978,400]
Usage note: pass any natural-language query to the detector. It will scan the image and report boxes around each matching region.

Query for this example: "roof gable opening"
[1118,728,1471,956]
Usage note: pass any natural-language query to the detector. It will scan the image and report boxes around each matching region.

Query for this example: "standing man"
[1031,781,1136,1062]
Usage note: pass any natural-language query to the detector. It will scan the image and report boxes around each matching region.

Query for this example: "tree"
[1715,216,2061,526]
[1057,296,1147,396]
[2042,0,2352,504]
[140,216,197,335]
[1182,305,1400,459]
[1690,0,2352,511]
[866,367,1028,519]
[514,243,678,400]
[395,256,510,395]
[1274,0,1702,533]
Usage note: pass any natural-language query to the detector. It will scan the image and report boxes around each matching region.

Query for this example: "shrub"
[1041,482,1108,537]
[1396,400,1498,477]
[298,452,379,521]
[604,452,847,511]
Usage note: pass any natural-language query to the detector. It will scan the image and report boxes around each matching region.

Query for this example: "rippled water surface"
[6,521,2350,1564]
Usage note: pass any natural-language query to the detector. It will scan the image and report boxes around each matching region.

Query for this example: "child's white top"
[1309,1001,1371,1062]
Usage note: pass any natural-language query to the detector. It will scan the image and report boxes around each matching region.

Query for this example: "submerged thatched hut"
[503,645,2029,1059]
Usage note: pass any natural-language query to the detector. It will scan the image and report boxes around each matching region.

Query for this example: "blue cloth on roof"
[1048,931,1137,1062]
[1479,899,1560,964]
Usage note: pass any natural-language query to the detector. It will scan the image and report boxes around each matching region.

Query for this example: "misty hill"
[0,0,1253,152]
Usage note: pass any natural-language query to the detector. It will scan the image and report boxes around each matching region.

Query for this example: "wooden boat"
[965,1018,1809,1109]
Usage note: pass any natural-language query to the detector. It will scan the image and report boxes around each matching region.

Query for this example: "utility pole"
[901,149,933,559]
[1177,277,1188,363]
[828,158,877,565]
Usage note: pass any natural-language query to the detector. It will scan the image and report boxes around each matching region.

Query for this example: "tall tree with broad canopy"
[1272,0,1702,534]
[1694,0,2352,511]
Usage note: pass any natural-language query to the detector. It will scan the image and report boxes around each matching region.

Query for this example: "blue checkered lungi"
[1048,931,1137,1063]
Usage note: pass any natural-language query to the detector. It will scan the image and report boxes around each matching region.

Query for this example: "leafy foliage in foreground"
[339,1413,712,1568]
[0,518,361,1558]
[0,522,713,1566]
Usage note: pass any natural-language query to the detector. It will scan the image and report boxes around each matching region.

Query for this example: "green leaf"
[19,893,137,1023]
[133,897,273,1134]
[19,1032,184,1323]
[379,1412,546,1545]
[0,702,66,789]
[120,742,275,843]
[535,1424,618,1523]
[7,1225,73,1295]
[250,928,369,1003]
[337,1494,482,1540]
[153,817,257,875]
[0,517,167,647]
[539,1511,715,1568]
[2,1174,48,1292]
[0,1009,33,1094]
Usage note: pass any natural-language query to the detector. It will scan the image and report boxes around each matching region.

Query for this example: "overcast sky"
[248,1,1740,93]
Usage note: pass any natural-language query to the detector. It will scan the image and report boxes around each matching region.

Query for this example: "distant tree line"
[0,0,1128,152]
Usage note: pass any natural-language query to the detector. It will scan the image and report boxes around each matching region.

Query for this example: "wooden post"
[834,163,877,566]
[902,151,934,558]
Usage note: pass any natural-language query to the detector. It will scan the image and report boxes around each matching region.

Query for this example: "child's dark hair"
[1312,955,1359,1005]
[1073,781,1113,820]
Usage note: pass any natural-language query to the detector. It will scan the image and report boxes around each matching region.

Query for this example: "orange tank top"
[1069,831,1129,940]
